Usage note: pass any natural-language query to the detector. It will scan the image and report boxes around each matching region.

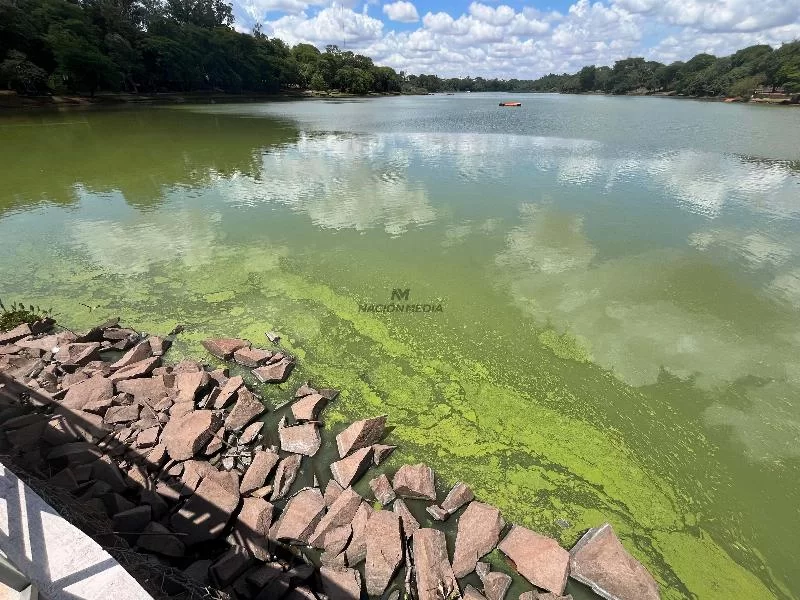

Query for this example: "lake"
[1,93,799,599]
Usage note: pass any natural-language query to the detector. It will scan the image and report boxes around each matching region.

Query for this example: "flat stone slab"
[61,375,114,411]
[369,474,396,505]
[336,415,387,458]
[393,498,420,539]
[162,410,220,461]
[252,357,295,383]
[320,566,362,600]
[372,443,396,465]
[230,497,274,561]
[392,463,436,501]
[137,522,185,557]
[569,523,660,600]
[110,341,152,370]
[414,528,462,600]
[278,417,321,456]
[234,346,272,367]
[330,446,373,488]
[224,387,265,431]
[291,393,328,421]
[498,525,569,596]
[452,501,505,578]
[365,509,403,596]
[484,572,512,600]
[324,479,344,506]
[441,482,474,515]
[171,470,241,545]
[309,487,363,548]
[271,453,302,500]
[270,487,326,544]
[201,338,250,360]
[241,449,280,495]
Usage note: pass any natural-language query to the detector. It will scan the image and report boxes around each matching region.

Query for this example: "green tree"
[0,50,49,94]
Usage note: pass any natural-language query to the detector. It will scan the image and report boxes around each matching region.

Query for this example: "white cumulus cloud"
[383,0,420,22]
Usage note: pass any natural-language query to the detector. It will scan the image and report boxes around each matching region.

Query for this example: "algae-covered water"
[1,94,799,599]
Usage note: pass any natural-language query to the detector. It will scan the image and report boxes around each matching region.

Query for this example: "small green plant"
[0,298,52,332]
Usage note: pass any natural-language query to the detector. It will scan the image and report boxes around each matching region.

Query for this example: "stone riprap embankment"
[0,317,661,600]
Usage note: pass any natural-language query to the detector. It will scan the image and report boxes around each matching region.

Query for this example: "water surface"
[1,94,799,599]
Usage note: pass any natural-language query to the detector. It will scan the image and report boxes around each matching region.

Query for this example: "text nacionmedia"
[358,303,444,313]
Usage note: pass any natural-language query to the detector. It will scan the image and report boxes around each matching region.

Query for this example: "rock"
[116,376,170,406]
[309,487,362,548]
[108,356,160,383]
[175,370,209,403]
[251,485,273,498]
[372,443,396,465]
[55,342,101,366]
[464,586,488,600]
[113,505,151,533]
[330,446,373,488]
[393,463,436,501]
[335,415,386,458]
[569,523,659,600]
[324,479,344,506]
[291,393,327,421]
[230,497,274,561]
[103,493,137,515]
[252,358,294,384]
[137,522,185,557]
[0,323,32,344]
[294,383,317,398]
[393,498,421,539]
[162,410,220,461]
[344,501,374,565]
[319,388,340,400]
[92,456,128,492]
[498,525,569,596]
[143,443,168,471]
[441,482,474,515]
[148,336,170,356]
[234,346,272,368]
[271,454,302,500]
[239,421,263,445]
[369,474,396,505]
[110,341,152,370]
[241,449,280,495]
[414,528,461,600]
[61,376,114,411]
[135,426,160,449]
[47,441,102,464]
[426,504,449,521]
[6,421,46,448]
[321,566,362,600]
[319,524,352,556]
[202,338,250,360]
[270,487,326,544]
[210,375,242,409]
[484,572,512,600]
[211,546,253,587]
[169,401,194,419]
[278,417,321,456]
[225,388,265,431]
[476,562,491,583]
[246,562,284,588]
[50,467,79,491]
[172,470,241,545]
[365,509,403,596]
[104,404,141,424]
[183,560,212,586]
[452,502,505,578]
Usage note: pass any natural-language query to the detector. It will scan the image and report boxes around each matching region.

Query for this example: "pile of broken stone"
[0,318,661,600]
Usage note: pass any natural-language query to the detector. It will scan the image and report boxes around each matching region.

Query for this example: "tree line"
[1,0,798,99]
[406,42,800,97]
[0,0,403,95]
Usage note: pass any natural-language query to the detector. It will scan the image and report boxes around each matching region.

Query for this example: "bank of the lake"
[1,94,798,600]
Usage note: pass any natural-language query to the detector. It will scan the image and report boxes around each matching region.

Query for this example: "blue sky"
[231,0,800,78]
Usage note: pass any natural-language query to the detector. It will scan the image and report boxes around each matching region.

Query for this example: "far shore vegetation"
[1,0,798,102]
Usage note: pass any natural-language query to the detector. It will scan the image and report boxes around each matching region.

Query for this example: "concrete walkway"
[0,461,153,600]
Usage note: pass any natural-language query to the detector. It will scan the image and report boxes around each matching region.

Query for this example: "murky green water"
[2,94,799,599]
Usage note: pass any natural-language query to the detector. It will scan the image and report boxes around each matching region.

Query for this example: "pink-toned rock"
[484,572,512,600]
[344,501,374,565]
[137,522,185,557]
[252,357,294,383]
[291,393,327,421]
[270,487,326,544]
[330,446,373,488]
[393,463,436,501]
[278,417,321,456]
[175,370,209,403]
[61,375,113,411]
[464,586,488,600]
[201,338,250,360]
[210,375,243,409]
[452,502,505,578]
[369,474,396,505]
[569,523,659,600]
[55,342,100,366]
[224,387,265,431]
[162,410,221,461]
[171,470,241,545]
[271,453,302,500]
[230,497,274,561]
[324,479,344,507]
[238,421,263,445]
[0,324,32,344]
[318,524,351,556]
[336,415,387,458]
[240,449,280,495]
[320,566,362,600]
[365,510,403,596]
[414,528,461,600]
[180,460,216,492]
[136,426,160,448]
[309,487,362,548]
[16,334,59,352]
[108,356,160,383]
[441,482,474,515]
[294,382,317,398]
[148,336,170,356]
[393,498,421,539]
[169,401,194,419]
[104,404,141,424]
[110,340,152,370]
[372,443,396,465]
[233,346,272,368]
[116,376,170,406]
[498,525,569,596]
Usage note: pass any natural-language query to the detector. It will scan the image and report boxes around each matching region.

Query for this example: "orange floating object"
[499,102,522,107]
